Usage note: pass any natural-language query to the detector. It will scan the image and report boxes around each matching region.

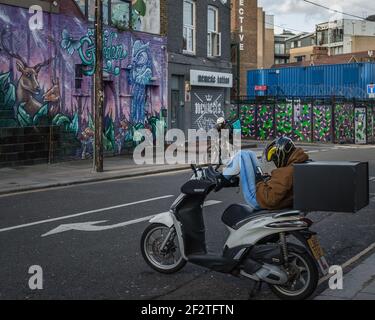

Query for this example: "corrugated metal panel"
[247,63,375,99]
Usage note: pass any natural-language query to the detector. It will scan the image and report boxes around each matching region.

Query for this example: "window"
[75,0,86,14]
[297,40,302,47]
[275,43,285,55]
[296,55,305,62]
[75,65,84,90]
[183,0,196,54]
[87,0,109,24]
[330,28,344,43]
[112,0,132,30]
[317,30,329,45]
[76,0,131,28]
[207,6,221,57]
[275,58,284,65]
[291,42,295,49]
[332,46,343,55]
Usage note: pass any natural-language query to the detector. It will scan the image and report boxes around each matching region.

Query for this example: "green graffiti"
[367,107,374,142]
[0,72,17,127]
[0,72,16,109]
[313,106,332,142]
[257,105,274,140]
[275,103,293,136]
[52,113,79,136]
[62,29,128,77]
[293,104,311,142]
[236,104,256,138]
[335,104,354,143]
[355,108,367,143]
[17,103,33,127]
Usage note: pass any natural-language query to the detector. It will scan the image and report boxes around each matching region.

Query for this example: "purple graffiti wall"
[0,4,167,158]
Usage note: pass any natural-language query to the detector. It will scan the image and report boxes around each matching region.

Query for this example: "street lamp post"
[94,0,104,173]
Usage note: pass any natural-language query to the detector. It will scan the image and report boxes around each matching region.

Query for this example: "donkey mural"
[0,30,57,117]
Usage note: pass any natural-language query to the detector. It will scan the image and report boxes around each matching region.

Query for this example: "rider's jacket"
[256,148,309,210]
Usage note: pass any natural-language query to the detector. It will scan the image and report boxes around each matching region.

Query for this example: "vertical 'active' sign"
[238,0,245,50]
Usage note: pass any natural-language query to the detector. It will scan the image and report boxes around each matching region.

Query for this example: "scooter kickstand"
[248,281,263,299]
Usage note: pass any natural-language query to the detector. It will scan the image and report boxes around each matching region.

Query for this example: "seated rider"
[215,117,234,144]
[214,136,309,211]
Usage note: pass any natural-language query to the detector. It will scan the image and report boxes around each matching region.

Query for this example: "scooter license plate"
[308,235,324,259]
[308,235,330,275]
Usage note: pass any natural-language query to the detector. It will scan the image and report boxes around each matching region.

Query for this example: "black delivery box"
[294,161,369,213]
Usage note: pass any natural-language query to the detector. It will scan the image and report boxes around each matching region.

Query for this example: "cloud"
[258,0,374,33]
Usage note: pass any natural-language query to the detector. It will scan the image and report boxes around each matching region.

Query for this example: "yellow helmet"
[264,137,296,168]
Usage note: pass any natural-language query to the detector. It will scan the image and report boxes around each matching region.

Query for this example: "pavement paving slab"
[0,142,259,195]
[316,252,375,300]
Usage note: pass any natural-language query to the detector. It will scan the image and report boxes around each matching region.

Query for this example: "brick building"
[161,0,233,133]
[231,0,274,97]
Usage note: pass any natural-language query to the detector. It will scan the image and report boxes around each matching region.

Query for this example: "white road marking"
[41,200,222,237]
[318,242,375,285]
[0,195,174,233]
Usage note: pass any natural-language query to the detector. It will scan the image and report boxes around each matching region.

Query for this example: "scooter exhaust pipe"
[242,259,288,285]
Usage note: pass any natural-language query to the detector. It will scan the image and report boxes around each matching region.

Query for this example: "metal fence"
[229,97,375,144]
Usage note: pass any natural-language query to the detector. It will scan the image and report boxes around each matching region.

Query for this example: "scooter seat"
[222,204,294,230]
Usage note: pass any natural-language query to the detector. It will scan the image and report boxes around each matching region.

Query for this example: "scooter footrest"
[187,254,238,273]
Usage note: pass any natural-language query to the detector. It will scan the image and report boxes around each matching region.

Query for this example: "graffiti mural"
[355,107,367,144]
[191,89,225,131]
[275,102,293,137]
[334,104,354,143]
[128,40,153,124]
[293,103,312,142]
[257,105,274,140]
[240,104,256,139]
[234,99,373,144]
[313,105,332,143]
[0,72,17,127]
[230,104,256,139]
[60,28,128,76]
[367,106,374,144]
[0,4,167,159]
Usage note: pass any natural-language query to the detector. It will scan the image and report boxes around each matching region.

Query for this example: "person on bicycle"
[214,136,309,211]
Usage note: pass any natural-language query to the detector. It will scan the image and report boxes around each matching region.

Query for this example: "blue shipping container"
[247,62,375,99]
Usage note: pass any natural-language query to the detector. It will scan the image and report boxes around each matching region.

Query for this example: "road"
[0,144,374,300]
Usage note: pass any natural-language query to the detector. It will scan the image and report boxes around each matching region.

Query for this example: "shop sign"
[190,70,233,88]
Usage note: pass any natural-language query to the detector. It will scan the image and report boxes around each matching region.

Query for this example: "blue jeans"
[223,150,261,210]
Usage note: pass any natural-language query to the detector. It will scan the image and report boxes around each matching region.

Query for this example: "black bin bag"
[294,161,369,213]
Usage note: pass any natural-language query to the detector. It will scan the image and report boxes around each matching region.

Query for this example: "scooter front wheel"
[141,223,186,274]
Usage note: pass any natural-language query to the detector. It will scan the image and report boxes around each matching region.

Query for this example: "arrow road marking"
[41,200,222,237]
[0,195,174,234]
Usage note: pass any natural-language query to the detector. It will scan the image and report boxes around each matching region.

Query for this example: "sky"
[258,0,375,34]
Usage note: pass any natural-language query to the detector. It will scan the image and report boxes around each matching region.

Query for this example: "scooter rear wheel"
[269,247,319,300]
[141,223,186,274]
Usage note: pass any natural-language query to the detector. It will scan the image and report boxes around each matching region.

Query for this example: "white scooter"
[141,165,328,300]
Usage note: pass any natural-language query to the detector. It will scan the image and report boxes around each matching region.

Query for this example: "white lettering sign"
[190,70,233,88]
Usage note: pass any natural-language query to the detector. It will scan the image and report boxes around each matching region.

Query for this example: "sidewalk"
[316,251,375,300]
[0,141,258,195]
[242,138,336,148]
